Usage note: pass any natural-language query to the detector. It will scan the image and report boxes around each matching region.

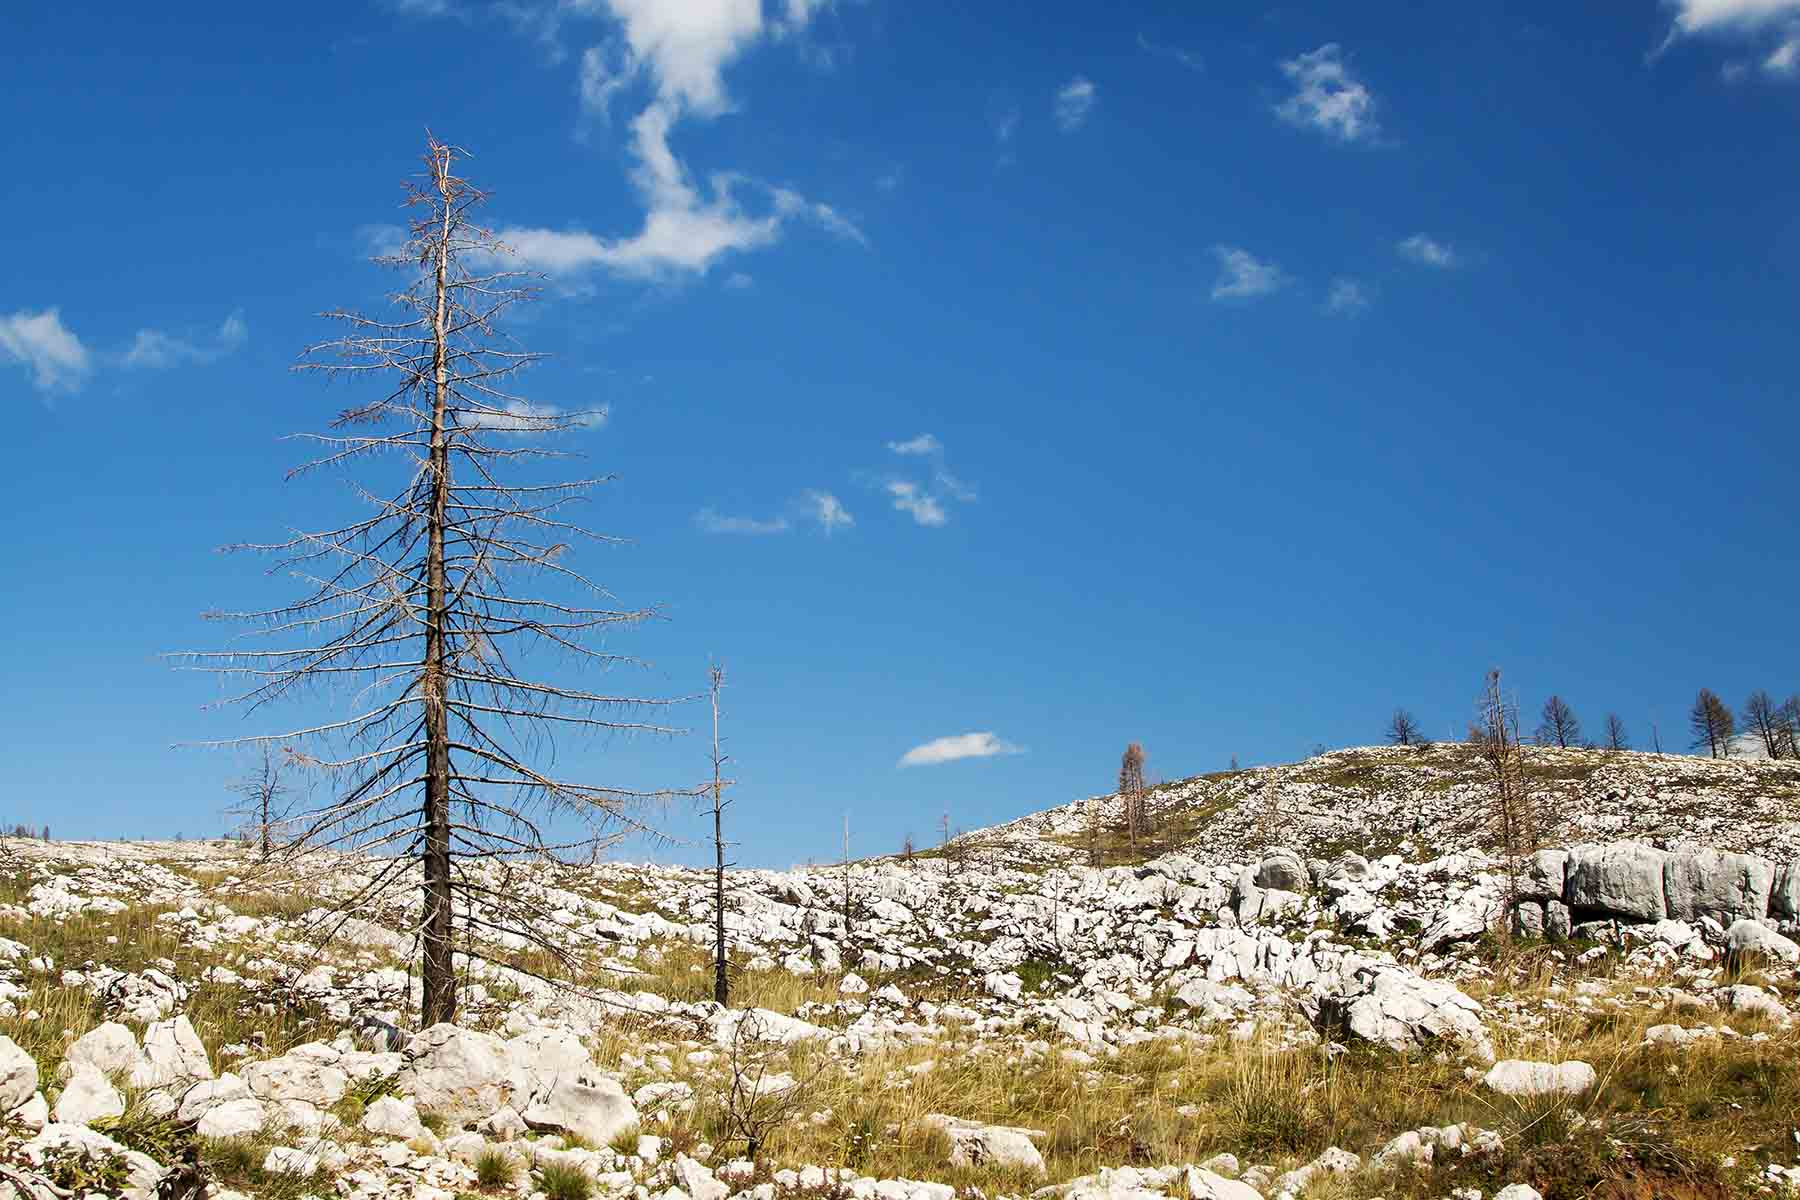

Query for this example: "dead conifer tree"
[1534,695,1581,748]
[226,745,296,861]
[173,135,678,1026]
[1477,669,1538,920]
[706,665,734,1006]
[1603,713,1629,752]
[1744,689,1786,759]
[1690,689,1735,759]
[1119,742,1147,853]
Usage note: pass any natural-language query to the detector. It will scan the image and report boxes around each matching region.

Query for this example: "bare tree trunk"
[710,666,730,1007]
[421,151,457,1028]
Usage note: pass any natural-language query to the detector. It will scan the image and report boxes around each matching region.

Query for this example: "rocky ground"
[3,744,1800,1200]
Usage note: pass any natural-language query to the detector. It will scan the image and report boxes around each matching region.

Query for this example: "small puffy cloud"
[1766,33,1800,70]
[695,508,791,535]
[1397,233,1459,268]
[1276,44,1378,143]
[887,433,941,456]
[805,489,853,534]
[1054,76,1097,131]
[1,308,91,393]
[1325,278,1372,315]
[886,479,946,527]
[898,731,1024,768]
[1209,246,1286,301]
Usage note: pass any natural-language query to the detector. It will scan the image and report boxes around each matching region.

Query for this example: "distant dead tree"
[705,665,734,1006]
[1534,695,1581,749]
[1119,742,1148,852]
[1084,796,1103,868]
[1387,709,1426,747]
[1603,713,1630,752]
[900,832,915,862]
[1690,689,1736,759]
[1783,696,1800,758]
[1744,689,1787,759]
[226,745,297,861]
[1477,669,1539,916]
[172,135,678,1026]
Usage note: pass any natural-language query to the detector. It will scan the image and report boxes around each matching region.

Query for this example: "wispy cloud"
[694,508,791,535]
[1397,233,1459,268]
[1054,76,1097,131]
[886,433,941,456]
[881,434,974,526]
[898,731,1024,768]
[804,489,853,534]
[462,399,605,434]
[1,308,90,395]
[1209,246,1286,301]
[1138,33,1203,72]
[1276,44,1379,144]
[1325,277,1372,315]
[123,311,248,369]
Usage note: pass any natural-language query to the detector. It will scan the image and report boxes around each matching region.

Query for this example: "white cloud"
[501,107,861,280]
[489,0,857,281]
[1325,278,1371,315]
[695,508,790,535]
[1397,233,1459,268]
[123,310,249,369]
[462,400,605,433]
[886,433,941,456]
[1276,44,1378,143]
[805,489,853,534]
[881,435,974,526]
[1656,0,1800,68]
[1667,0,1800,36]
[1209,246,1286,301]
[1054,76,1097,131]
[885,479,946,527]
[0,308,90,394]
[898,731,1024,768]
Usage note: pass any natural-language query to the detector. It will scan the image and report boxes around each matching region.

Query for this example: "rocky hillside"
[1,745,1798,1200]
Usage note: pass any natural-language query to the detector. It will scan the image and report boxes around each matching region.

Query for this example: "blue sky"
[5,1,1799,865]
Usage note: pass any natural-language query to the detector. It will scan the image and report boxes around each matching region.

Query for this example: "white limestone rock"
[1483,1060,1596,1098]
[1726,918,1800,963]
[52,1063,125,1125]
[0,1035,39,1112]
[521,1067,639,1148]
[922,1114,1046,1173]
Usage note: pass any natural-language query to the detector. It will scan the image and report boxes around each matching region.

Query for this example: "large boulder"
[1662,850,1773,927]
[0,1036,38,1111]
[1482,1060,1596,1098]
[1523,849,1568,902]
[1726,919,1800,963]
[1565,844,1669,921]
[396,1024,521,1129]
[198,1096,267,1139]
[242,1050,350,1109]
[1252,850,1311,894]
[922,1114,1046,1173]
[1312,967,1494,1063]
[61,1023,145,1080]
[520,1068,638,1148]
[363,1094,428,1140]
[1421,886,1503,951]
[134,1015,213,1089]
[52,1064,125,1125]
